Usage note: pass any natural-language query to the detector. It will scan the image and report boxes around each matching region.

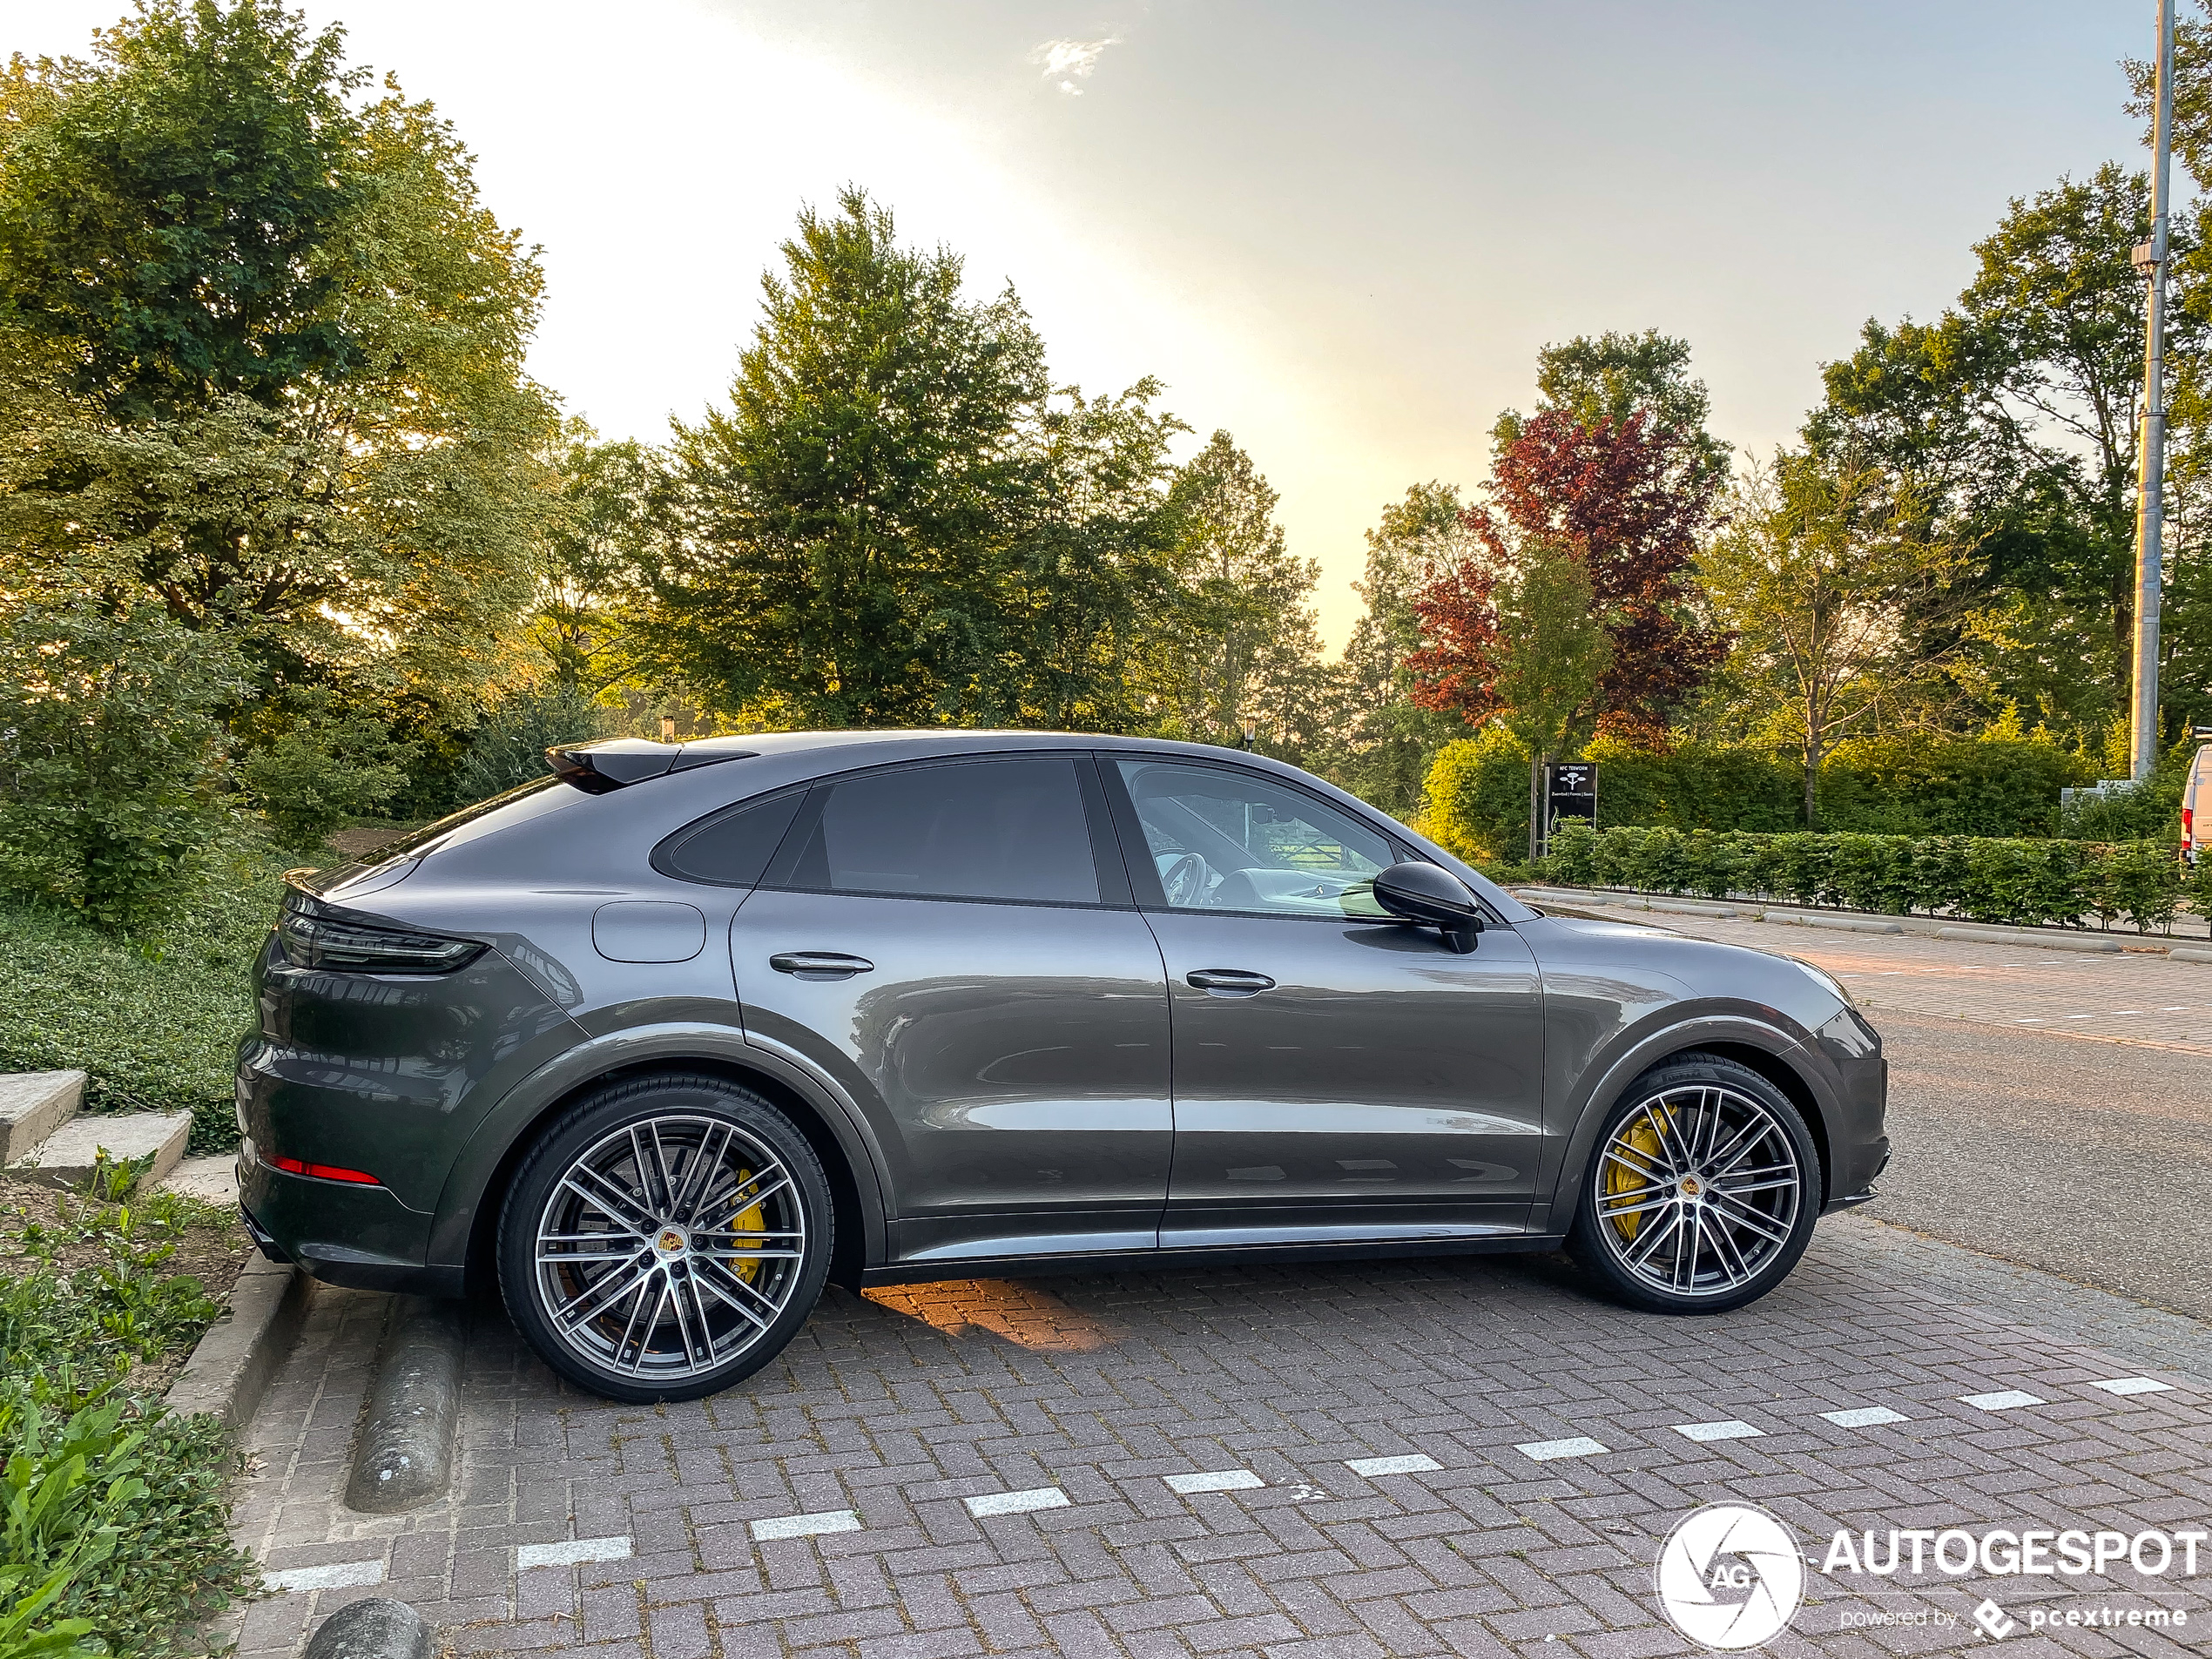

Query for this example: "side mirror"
[1372,862,1486,954]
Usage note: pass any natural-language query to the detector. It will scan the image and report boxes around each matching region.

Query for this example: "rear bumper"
[238,1143,464,1296]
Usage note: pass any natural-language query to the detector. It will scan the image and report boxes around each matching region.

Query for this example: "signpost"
[1541,762,1596,859]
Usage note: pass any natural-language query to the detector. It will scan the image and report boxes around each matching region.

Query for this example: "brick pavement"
[1543,900,2212,1054]
[226,1217,2212,1659]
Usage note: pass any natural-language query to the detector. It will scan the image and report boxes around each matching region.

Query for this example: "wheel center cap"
[655,1226,688,1257]
[1679,1176,1704,1198]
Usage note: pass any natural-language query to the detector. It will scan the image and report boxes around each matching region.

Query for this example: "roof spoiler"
[545,738,757,794]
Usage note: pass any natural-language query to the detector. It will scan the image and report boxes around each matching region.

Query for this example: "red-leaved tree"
[1407,408,1728,744]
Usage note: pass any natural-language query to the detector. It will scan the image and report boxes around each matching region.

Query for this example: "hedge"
[1423,730,2119,862]
[1541,820,2196,933]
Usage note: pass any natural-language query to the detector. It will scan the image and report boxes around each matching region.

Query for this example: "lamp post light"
[1240,713,1257,752]
[658,714,677,741]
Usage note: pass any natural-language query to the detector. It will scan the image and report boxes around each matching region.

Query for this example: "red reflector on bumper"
[270,1155,381,1185]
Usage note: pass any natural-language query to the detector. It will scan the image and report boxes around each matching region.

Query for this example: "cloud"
[1033,37,1119,95]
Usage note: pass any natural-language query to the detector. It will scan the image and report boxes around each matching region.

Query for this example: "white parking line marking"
[750,1510,860,1541]
[1164,1469,1264,1494]
[965,1487,1070,1517]
[516,1536,633,1570]
[264,1560,386,1594]
[1821,1406,1909,1427]
[1345,1453,1441,1477]
[2109,1010,2142,1015]
[2015,1018,2044,1023]
[1672,1420,1763,1442]
[1960,1390,2045,1412]
[1516,1437,1608,1462]
[2089,1377,2175,1396]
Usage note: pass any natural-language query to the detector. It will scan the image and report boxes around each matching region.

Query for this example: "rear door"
[728,754,1173,1265]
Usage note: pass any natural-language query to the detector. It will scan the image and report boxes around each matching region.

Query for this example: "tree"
[1318,482,1470,818]
[0,3,559,764]
[0,604,244,923]
[1698,455,1964,827]
[656,189,1184,731]
[533,433,663,698]
[1405,530,1609,858]
[1808,166,2181,732]
[1471,408,1728,741]
[1492,329,1730,498]
[1145,431,1327,752]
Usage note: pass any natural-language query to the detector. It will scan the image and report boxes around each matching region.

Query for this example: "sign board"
[1547,761,1596,823]
[1539,761,1595,858]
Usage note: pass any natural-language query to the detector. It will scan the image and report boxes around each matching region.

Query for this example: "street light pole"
[2132,0,2176,781]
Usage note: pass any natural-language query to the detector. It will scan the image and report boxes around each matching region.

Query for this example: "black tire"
[497,1073,833,1402]
[1568,1053,1822,1315]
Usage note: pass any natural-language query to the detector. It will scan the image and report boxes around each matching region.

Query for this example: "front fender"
[1535,1014,1844,1230]
[424,1021,894,1277]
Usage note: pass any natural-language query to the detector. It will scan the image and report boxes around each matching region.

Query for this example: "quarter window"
[1115,760,1394,917]
[783,759,1101,906]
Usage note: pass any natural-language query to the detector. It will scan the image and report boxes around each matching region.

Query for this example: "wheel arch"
[437,1030,891,1296]
[1544,1017,1840,1233]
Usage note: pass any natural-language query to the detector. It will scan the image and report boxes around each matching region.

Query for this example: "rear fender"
[426,1022,894,1278]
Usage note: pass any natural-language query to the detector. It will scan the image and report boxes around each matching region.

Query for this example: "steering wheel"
[1159,853,1213,907]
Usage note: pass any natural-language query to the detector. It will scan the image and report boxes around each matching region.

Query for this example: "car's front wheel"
[497,1074,833,1402]
[1568,1054,1821,1314]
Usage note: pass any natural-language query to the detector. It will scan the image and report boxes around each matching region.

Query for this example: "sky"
[16,1,2159,648]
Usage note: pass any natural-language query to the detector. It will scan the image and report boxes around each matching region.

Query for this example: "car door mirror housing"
[1372,862,1485,954]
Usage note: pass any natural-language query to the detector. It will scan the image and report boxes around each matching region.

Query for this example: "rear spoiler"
[546,738,757,794]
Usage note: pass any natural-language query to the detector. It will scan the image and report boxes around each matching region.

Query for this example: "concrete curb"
[164,1254,311,1430]
[1515,886,2188,956]
[303,1597,431,1659]
[344,1297,467,1514]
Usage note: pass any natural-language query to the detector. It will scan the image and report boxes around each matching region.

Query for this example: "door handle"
[1186,968,1275,996]
[769,951,875,980]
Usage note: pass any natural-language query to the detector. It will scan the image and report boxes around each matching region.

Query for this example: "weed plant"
[0,1158,259,1657]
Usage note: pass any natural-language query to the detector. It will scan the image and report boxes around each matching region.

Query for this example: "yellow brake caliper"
[728,1170,765,1285]
[1606,1114,1665,1242]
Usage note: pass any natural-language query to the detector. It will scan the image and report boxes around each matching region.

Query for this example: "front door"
[1105,757,1546,1247]
[732,754,1171,1265]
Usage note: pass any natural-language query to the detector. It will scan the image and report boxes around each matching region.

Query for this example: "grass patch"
[0,1162,260,1657]
[0,838,296,1155]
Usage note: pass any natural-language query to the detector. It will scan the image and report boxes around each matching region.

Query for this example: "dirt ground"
[0,1180,253,1395]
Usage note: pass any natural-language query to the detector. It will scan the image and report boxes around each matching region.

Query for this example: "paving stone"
[216,1194,2212,1659]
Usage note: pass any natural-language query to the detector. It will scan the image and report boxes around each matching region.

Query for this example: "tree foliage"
[0,1,558,793]
[655,189,1184,731]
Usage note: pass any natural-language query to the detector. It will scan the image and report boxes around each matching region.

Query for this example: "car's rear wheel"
[497,1074,833,1402]
[1568,1054,1820,1314]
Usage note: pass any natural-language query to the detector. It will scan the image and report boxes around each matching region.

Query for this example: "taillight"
[277,902,483,973]
[270,1155,381,1185]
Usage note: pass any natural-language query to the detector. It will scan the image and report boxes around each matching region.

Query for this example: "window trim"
[749,752,1131,911]
[1098,751,1451,923]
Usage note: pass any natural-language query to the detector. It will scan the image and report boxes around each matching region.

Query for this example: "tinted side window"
[783,759,1099,905]
[658,789,807,887]
[1116,759,1394,917]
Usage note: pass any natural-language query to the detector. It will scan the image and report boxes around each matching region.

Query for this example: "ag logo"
[1655,1503,1805,1650]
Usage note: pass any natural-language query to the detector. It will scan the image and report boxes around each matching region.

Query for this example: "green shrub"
[0,1167,260,1656]
[0,840,289,1152]
[452,684,604,808]
[0,606,246,927]
[1539,823,2182,932]
[1422,728,2111,857]
[238,685,416,853]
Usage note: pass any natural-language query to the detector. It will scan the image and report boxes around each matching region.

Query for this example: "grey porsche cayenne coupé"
[239,731,1889,1402]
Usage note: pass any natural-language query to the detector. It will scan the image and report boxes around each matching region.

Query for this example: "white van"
[2186,744,2212,863]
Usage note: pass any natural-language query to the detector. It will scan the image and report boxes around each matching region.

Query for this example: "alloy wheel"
[531,1113,808,1382]
[1589,1082,1804,1298]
